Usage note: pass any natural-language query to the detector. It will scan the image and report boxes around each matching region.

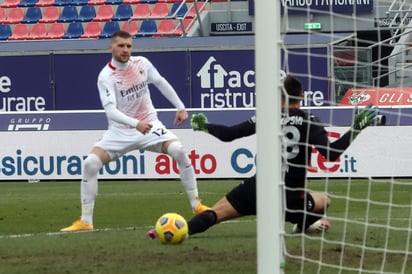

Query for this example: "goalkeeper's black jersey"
[206,111,352,196]
[282,108,352,194]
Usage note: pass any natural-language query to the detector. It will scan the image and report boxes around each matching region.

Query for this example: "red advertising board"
[339,87,412,106]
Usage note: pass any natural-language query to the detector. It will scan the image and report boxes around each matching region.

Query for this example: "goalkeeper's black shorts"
[225,174,316,222]
[226,175,256,216]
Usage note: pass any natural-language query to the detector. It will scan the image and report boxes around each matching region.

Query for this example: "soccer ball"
[155,213,188,244]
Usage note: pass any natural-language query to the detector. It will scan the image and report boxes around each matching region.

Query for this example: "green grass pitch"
[0,179,411,273]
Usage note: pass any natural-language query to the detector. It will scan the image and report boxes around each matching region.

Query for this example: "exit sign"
[211,22,253,33]
[304,23,322,30]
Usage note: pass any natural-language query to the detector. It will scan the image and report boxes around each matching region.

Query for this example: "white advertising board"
[0,126,411,180]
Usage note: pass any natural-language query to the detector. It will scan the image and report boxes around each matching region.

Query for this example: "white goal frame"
[256,1,284,274]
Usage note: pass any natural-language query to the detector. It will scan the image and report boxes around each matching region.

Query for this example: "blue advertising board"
[52,51,189,110]
[1,46,333,111]
[0,107,409,133]
[53,53,107,110]
[190,50,255,108]
[283,47,330,106]
[145,51,190,108]
[0,55,53,111]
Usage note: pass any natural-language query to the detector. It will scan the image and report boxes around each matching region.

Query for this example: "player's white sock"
[80,153,103,224]
[167,141,199,209]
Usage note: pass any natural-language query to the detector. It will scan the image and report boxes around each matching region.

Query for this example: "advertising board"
[1,47,332,111]
[1,108,412,180]
[339,87,412,106]
[282,0,374,14]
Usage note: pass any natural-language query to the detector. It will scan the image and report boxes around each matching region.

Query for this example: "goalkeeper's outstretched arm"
[191,113,256,142]
[206,119,256,142]
[314,104,379,161]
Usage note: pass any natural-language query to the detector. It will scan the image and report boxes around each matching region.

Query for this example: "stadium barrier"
[0,107,411,181]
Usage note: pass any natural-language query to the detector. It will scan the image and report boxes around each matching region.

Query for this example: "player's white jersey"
[97,56,161,128]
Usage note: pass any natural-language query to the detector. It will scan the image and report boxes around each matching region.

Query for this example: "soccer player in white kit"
[61,30,209,232]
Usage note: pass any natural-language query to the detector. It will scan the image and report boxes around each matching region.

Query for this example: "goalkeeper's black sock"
[294,212,323,232]
[188,210,217,235]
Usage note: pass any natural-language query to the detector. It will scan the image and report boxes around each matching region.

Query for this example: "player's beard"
[115,54,130,64]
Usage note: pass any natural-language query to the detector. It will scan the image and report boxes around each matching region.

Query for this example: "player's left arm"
[98,76,140,128]
[153,76,185,110]
[147,59,187,124]
[155,77,187,125]
[174,109,188,126]
[330,104,379,152]
[349,104,379,138]
[309,117,350,162]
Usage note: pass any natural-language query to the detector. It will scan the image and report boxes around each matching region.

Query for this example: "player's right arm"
[104,104,152,134]
[97,73,152,133]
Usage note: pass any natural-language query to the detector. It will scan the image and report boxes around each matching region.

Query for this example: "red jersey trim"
[108,62,116,70]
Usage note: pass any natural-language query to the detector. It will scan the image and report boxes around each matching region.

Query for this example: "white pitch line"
[2,218,411,240]
[0,219,256,240]
[0,226,149,240]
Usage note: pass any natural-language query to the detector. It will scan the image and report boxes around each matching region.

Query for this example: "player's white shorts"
[94,119,178,160]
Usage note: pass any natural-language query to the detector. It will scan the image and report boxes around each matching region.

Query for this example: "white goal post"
[255,1,283,274]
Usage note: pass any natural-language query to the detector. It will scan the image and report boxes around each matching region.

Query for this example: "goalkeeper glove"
[352,104,378,131]
[190,113,209,132]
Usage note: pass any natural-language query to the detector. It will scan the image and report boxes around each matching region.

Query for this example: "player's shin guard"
[188,210,217,235]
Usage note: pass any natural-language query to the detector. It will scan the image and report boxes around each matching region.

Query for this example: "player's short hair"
[111,30,132,40]
[283,75,303,104]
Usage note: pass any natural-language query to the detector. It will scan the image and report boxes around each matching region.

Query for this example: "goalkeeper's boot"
[193,200,211,215]
[60,219,93,232]
[306,219,330,233]
[292,219,330,234]
[190,113,208,132]
[145,228,158,240]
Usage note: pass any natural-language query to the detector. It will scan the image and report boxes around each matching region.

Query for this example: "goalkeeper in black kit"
[147,74,379,238]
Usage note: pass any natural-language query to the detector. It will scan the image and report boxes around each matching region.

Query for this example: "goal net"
[271,1,412,273]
